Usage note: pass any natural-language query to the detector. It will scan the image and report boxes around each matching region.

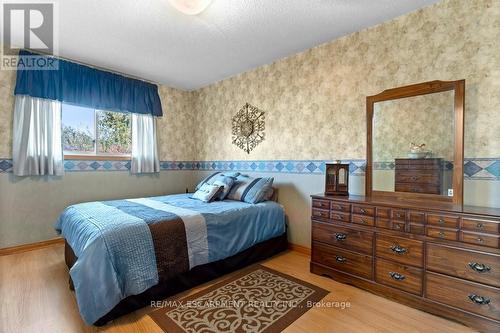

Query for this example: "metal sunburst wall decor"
[232,103,265,154]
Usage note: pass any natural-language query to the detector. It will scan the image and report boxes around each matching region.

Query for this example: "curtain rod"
[24,48,161,86]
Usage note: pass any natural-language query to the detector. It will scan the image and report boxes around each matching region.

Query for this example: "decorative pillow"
[195,172,239,200]
[191,184,223,203]
[226,175,274,204]
[212,177,235,200]
[195,172,222,191]
[222,172,241,178]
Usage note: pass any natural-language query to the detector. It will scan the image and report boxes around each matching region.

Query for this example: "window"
[62,104,131,156]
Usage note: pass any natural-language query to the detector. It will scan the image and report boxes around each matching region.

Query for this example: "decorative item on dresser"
[311,80,500,333]
[325,162,349,196]
[395,158,442,195]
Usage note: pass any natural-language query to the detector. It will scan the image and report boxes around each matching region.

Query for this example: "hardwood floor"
[0,244,477,333]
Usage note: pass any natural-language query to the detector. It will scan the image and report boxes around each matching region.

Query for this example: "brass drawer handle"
[333,214,342,220]
[390,244,408,255]
[333,205,342,210]
[396,213,403,218]
[360,208,366,214]
[389,272,406,281]
[476,223,484,229]
[359,219,367,224]
[438,218,445,225]
[468,294,491,305]
[335,256,347,263]
[476,237,484,243]
[438,231,446,238]
[468,262,491,273]
[335,233,347,241]
[394,224,401,230]
[411,176,418,181]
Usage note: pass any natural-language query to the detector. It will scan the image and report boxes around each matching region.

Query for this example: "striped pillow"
[226,175,274,204]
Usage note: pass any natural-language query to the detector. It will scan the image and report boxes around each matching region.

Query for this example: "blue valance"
[14,50,163,117]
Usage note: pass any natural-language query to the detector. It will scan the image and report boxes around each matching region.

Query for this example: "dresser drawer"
[395,183,440,194]
[462,217,500,234]
[427,214,459,228]
[427,243,500,288]
[312,199,330,210]
[311,208,329,219]
[427,227,458,241]
[392,209,407,221]
[352,205,375,217]
[376,207,391,219]
[426,272,500,321]
[375,258,422,295]
[395,173,440,185]
[392,221,406,232]
[312,242,372,279]
[330,211,350,223]
[409,223,425,235]
[312,222,373,254]
[461,231,499,248]
[376,235,423,267]
[376,218,391,229]
[409,211,425,224]
[331,201,350,213]
[352,214,374,226]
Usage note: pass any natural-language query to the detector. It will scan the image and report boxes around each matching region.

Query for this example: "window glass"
[96,111,132,154]
[62,104,132,156]
[62,104,95,154]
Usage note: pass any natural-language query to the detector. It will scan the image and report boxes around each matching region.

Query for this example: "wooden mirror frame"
[366,80,465,205]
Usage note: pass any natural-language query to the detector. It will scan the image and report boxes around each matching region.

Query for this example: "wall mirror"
[366,80,465,205]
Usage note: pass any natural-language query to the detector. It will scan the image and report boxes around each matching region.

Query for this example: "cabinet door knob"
[335,233,347,241]
[389,272,406,281]
[468,294,491,305]
[468,262,491,273]
[390,244,408,255]
[335,256,347,263]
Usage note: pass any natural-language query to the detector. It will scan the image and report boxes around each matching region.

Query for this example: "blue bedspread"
[55,194,285,324]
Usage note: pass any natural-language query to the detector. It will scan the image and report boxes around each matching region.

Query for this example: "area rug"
[149,265,329,333]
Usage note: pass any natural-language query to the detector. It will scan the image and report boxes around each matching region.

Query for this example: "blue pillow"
[195,172,222,190]
[226,175,274,204]
[195,172,237,200]
[191,184,222,203]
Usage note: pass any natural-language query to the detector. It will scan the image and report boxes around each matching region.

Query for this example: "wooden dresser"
[395,158,442,194]
[310,194,500,332]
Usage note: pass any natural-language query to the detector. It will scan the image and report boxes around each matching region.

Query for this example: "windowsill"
[64,154,131,161]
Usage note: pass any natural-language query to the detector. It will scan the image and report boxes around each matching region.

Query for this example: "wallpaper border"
[0,158,499,180]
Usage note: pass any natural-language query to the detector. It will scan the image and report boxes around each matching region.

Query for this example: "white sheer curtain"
[12,95,64,176]
[131,113,160,174]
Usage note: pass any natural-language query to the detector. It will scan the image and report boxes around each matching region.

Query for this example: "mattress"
[55,193,286,324]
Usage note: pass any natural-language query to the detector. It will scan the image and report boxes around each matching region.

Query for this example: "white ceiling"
[52,0,440,90]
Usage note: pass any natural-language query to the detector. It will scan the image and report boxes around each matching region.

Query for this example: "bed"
[56,192,287,325]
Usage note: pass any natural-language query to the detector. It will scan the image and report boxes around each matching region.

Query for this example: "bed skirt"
[64,232,288,325]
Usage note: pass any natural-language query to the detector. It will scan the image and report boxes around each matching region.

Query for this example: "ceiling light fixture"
[168,0,213,15]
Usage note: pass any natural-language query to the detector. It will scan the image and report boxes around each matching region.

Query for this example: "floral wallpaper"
[1,0,499,163]
[157,86,197,160]
[0,69,15,158]
[373,90,455,162]
[192,0,500,161]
